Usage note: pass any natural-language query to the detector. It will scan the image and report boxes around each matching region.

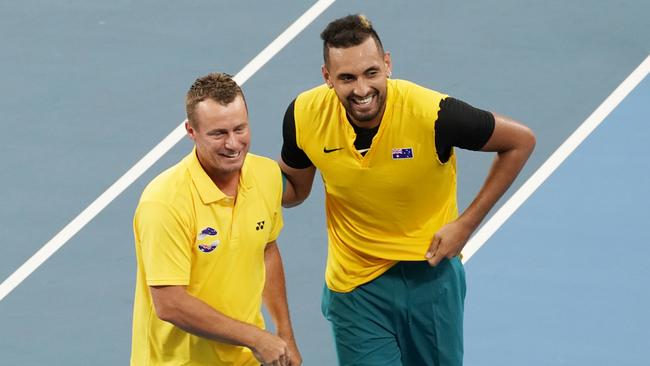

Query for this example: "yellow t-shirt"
[130,149,283,366]
[294,79,458,292]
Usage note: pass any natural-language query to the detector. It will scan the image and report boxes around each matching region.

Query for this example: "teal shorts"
[321,258,466,366]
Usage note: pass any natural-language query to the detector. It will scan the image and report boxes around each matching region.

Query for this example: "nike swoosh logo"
[323,147,344,153]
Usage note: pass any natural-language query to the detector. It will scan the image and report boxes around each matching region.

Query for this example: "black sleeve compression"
[435,97,495,163]
[280,99,313,169]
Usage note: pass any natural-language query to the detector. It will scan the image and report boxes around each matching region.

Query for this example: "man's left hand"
[425,220,472,266]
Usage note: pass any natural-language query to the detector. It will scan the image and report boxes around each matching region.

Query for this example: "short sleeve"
[281,99,313,169]
[435,97,495,162]
[134,201,192,286]
[266,163,284,243]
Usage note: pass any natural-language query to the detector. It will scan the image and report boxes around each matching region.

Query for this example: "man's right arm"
[150,285,291,365]
[137,201,291,365]
[279,99,316,208]
[279,160,316,207]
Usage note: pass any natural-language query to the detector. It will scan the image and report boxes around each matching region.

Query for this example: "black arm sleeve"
[280,99,313,169]
[435,97,496,163]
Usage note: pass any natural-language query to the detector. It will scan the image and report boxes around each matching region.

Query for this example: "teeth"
[355,95,372,105]
[222,151,240,158]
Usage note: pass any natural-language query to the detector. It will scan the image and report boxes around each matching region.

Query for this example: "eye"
[339,75,354,82]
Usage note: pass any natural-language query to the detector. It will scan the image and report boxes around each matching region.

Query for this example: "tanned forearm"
[150,286,266,347]
[459,113,535,228]
[458,138,534,230]
[263,241,302,364]
[278,159,316,208]
[426,113,535,264]
[263,242,295,339]
[281,176,302,208]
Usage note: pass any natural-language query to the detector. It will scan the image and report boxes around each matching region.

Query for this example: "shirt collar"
[184,148,252,204]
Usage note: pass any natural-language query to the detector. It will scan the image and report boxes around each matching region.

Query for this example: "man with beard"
[279,14,535,366]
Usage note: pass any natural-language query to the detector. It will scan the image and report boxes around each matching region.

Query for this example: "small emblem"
[198,240,220,253]
[197,227,219,253]
[198,227,218,240]
[392,148,414,159]
[323,147,344,153]
[256,221,265,230]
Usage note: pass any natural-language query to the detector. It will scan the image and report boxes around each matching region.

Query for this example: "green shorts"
[321,258,466,366]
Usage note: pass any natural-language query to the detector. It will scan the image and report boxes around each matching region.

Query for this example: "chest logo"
[323,147,343,153]
[392,147,414,159]
[256,221,265,231]
[197,227,219,253]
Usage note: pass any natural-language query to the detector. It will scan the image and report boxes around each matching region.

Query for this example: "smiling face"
[185,95,250,183]
[322,36,392,128]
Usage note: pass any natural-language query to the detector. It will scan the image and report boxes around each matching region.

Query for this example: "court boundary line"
[0,0,336,302]
[462,54,650,262]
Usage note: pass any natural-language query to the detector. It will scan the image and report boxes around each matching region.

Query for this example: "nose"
[353,77,371,97]
[224,132,237,149]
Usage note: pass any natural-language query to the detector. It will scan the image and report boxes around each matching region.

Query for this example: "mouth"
[351,94,374,107]
[219,151,241,159]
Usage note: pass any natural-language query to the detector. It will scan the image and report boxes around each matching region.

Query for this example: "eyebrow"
[337,66,380,79]
[206,122,248,135]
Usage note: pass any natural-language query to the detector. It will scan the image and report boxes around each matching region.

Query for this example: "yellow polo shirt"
[294,79,458,292]
[130,149,283,366]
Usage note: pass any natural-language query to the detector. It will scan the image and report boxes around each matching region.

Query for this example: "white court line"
[0,0,336,303]
[462,54,650,263]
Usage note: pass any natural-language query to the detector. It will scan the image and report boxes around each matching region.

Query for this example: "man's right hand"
[251,331,292,366]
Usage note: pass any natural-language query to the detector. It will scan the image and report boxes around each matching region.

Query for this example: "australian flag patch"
[392,147,414,159]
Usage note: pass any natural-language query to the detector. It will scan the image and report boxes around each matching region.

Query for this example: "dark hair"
[320,14,384,64]
[185,73,246,127]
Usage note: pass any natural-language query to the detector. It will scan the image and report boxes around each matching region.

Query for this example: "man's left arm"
[426,112,536,265]
[263,241,302,365]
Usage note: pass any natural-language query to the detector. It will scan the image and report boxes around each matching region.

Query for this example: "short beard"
[348,110,378,123]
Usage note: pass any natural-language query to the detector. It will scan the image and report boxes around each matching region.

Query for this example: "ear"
[384,51,392,77]
[321,64,333,88]
[185,119,197,141]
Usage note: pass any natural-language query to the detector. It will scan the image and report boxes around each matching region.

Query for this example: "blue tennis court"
[465,75,650,365]
[1,1,648,364]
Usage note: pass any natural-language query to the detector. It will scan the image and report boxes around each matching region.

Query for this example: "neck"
[195,152,241,197]
[208,170,239,197]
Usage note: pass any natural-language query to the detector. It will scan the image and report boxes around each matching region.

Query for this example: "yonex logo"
[256,221,265,230]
